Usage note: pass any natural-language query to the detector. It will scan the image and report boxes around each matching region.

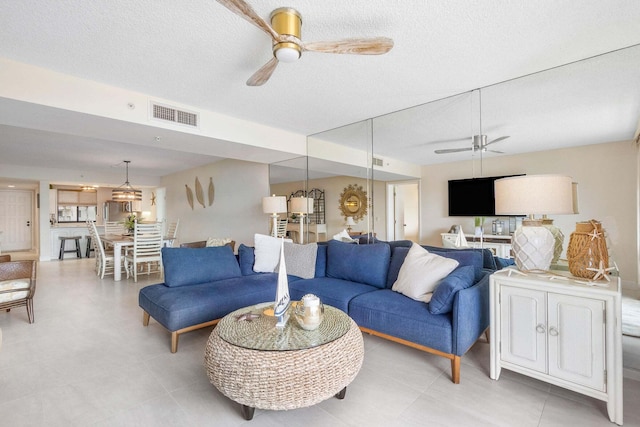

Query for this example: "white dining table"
[101,234,134,281]
[101,234,173,281]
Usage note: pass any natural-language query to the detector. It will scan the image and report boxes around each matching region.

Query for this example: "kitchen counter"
[50,225,104,259]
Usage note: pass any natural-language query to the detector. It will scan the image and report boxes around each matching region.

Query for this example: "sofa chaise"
[139,239,494,383]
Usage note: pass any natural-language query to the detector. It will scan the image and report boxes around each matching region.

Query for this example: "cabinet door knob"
[536,324,546,334]
[548,326,559,336]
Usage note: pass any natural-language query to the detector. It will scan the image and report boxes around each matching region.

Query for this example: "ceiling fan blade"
[216,0,279,41]
[302,37,394,55]
[246,57,279,86]
[487,149,504,154]
[435,147,473,154]
[485,135,510,146]
[414,136,471,147]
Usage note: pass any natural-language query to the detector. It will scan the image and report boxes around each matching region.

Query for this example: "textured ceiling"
[0,0,639,183]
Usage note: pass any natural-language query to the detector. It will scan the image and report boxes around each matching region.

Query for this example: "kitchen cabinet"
[57,190,79,204]
[490,269,622,425]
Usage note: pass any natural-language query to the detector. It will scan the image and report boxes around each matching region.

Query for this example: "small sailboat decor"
[274,238,290,328]
[454,225,468,248]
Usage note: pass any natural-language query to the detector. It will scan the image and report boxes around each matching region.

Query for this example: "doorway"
[387,181,420,242]
[0,190,34,252]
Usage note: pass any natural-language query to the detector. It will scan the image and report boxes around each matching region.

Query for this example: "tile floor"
[1,258,639,426]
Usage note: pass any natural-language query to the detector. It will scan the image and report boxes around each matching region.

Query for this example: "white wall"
[421,140,638,286]
[161,159,270,251]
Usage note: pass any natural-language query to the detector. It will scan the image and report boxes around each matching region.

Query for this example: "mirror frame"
[339,184,368,221]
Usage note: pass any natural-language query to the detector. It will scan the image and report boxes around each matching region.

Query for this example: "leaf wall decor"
[195,177,206,208]
[208,177,215,206]
[185,184,194,210]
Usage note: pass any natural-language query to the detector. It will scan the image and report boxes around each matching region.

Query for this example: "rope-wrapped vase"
[566,220,609,279]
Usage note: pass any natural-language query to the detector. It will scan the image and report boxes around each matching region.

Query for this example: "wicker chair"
[0,260,37,323]
[0,254,11,263]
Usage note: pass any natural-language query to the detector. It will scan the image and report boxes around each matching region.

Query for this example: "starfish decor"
[585,260,615,281]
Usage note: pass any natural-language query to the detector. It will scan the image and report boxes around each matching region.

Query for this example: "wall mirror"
[339,184,368,221]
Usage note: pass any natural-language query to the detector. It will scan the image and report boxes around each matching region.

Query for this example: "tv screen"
[448,175,523,217]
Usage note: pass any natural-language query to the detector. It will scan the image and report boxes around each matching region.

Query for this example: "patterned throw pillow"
[206,237,232,247]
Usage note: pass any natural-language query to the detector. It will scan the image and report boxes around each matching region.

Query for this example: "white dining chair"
[163,219,180,247]
[124,221,163,282]
[89,221,116,279]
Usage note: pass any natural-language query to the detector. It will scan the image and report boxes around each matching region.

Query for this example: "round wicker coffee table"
[204,302,364,420]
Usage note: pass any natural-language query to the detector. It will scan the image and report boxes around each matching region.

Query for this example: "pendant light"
[112,160,142,201]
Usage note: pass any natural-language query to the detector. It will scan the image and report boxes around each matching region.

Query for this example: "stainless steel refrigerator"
[103,201,138,222]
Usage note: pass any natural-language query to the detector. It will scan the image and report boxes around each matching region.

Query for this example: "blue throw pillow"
[495,256,516,270]
[428,265,475,314]
[386,246,410,288]
[237,244,258,276]
[314,244,327,278]
[162,246,241,287]
[326,240,390,288]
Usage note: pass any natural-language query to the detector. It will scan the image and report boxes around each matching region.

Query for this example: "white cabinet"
[490,270,622,425]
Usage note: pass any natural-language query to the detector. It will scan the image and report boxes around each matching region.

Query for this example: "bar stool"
[59,236,82,260]
[85,236,95,258]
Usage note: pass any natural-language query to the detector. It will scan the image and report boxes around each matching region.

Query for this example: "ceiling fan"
[433,88,510,154]
[215,0,394,86]
[434,134,510,154]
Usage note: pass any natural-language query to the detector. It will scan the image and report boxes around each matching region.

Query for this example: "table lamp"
[290,196,313,244]
[262,195,287,237]
[494,174,573,271]
[345,216,356,233]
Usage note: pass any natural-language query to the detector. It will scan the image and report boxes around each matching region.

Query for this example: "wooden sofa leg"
[142,311,150,326]
[171,332,179,353]
[451,356,461,384]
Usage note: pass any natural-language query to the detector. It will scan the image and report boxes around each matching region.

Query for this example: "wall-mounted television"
[448,175,524,217]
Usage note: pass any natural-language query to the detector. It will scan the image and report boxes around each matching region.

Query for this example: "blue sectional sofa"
[139,239,494,383]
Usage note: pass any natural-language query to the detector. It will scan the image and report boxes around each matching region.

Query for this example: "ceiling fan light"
[274,44,301,62]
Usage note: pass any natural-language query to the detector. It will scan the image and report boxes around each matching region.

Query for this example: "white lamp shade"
[494,175,574,216]
[345,217,356,226]
[262,195,287,214]
[290,197,314,214]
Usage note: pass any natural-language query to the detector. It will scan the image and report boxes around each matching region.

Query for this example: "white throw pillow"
[253,233,292,273]
[392,243,459,302]
[332,229,355,243]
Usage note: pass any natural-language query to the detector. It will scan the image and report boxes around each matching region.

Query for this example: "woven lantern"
[566,220,609,279]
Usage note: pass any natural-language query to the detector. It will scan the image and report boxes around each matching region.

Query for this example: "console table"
[441,233,513,258]
[490,269,623,425]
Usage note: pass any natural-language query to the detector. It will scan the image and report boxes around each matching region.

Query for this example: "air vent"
[372,157,384,167]
[151,102,199,128]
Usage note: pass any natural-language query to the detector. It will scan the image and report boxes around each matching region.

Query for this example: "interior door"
[0,190,33,251]
[389,181,419,241]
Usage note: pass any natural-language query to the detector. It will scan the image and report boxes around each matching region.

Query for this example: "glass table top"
[216,302,350,351]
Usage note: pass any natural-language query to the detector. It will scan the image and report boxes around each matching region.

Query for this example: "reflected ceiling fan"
[434,88,510,154]
[215,0,394,86]
[434,134,510,154]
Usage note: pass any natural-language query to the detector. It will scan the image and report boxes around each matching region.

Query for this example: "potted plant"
[474,217,484,237]
[124,214,137,234]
